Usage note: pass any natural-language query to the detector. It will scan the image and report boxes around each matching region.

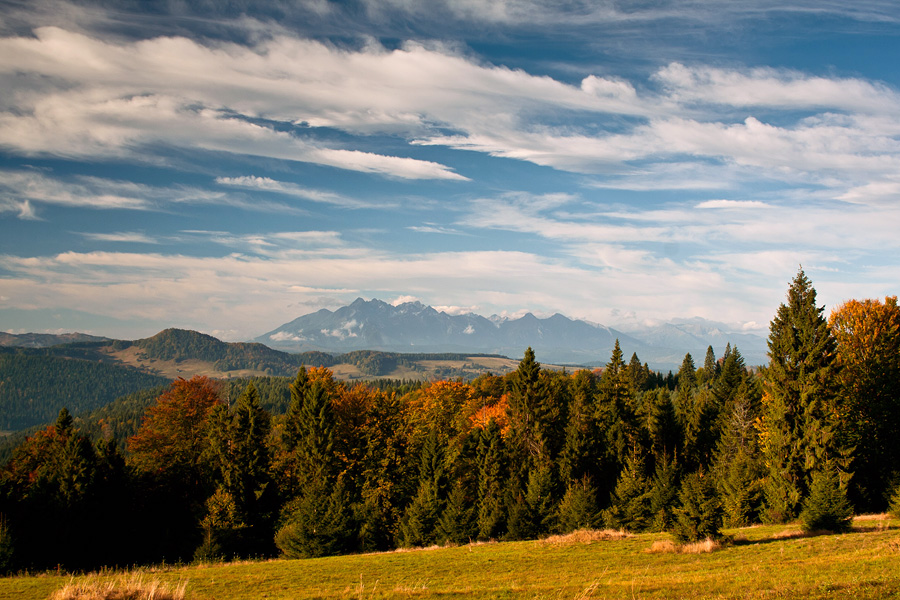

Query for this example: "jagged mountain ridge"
[255,298,768,368]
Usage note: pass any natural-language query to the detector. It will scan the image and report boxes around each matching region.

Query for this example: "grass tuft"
[646,537,721,554]
[538,529,631,546]
[49,572,187,600]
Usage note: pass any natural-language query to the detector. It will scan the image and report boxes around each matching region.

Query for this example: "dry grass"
[646,537,722,554]
[538,529,632,546]
[50,573,187,600]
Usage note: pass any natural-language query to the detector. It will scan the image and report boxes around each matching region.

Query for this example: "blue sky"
[1,0,899,341]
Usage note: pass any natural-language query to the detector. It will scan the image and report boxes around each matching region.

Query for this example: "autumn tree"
[127,376,222,560]
[829,296,900,511]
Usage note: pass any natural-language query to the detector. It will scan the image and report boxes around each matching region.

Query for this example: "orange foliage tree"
[829,296,900,510]
[128,375,222,485]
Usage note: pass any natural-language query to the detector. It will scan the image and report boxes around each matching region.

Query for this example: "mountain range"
[256,298,768,369]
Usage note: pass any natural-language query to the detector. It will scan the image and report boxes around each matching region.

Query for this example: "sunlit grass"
[2,515,898,600]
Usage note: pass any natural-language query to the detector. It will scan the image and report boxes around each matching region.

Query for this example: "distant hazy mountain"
[0,331,110,348]
[255,298,768,369]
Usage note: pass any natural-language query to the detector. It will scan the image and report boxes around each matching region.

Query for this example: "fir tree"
[760,269,844,522]
[475,421,507,540]
[648,456,679,532]
[671,471,723,543]
[556,476,601,533]
[436,478,477,544]
[275,477,355,558]
[604,450,652,532]
[400,429,447,547]
[559,370,600,485]
[800,465,853,533]
[889,482,900,519]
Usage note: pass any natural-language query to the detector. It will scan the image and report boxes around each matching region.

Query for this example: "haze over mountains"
[256,298,768,369]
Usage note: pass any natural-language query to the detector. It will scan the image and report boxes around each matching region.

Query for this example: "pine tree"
[671,471,723,543]
[800,465,853,533]
[475,421,507,540]
[889,482,900,519]
[400,429,447,547]
[204,382,274,557]
[597,340,639,475]
[760,269,844,522]
[556,476,601,533]
[436,478,477,545]
[275,477,355,558]
[604,450,652,532]
[507,348,557,466]
[559,370,600,485]
[648,456,680,532]
[675,353,697,422]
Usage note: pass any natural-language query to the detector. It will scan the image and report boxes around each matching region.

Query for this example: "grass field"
[2,516,899,600]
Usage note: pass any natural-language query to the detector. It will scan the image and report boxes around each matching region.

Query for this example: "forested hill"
[0,331,110,348]
[0,328,516,433]
[131,328,331,373]
[0,351,169,431]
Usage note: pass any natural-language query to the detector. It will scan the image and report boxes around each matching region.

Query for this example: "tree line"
[0,269,898,571]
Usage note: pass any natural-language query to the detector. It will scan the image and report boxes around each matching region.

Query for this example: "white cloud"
[391,295,420,305]
[0,170,308,214]
[79,232,158,244]
[696,200,770,209]
[654,63,900,114]
[216,175,376,208]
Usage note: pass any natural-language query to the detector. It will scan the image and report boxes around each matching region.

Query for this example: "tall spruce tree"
[475,420,507,540]
[559,370,600,485]
[760,269,844,522]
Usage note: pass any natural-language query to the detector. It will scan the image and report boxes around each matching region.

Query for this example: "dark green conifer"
[556,476,601,533]
[761,269,844,522]
[604,450,652,532]
[671,471,723,543]
[800,465,853,533]
[475,421,507,540]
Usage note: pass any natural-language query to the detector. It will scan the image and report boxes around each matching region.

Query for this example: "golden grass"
[537,528,632,546]
[646,537,722,554]
[49,573,187,600]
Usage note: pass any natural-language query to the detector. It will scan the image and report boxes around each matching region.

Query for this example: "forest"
[0,269,898,572]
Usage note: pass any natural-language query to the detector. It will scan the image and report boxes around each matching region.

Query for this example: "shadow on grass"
[730,520,897,547]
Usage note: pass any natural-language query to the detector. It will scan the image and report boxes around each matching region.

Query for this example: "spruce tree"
[671,471,723,543]
[475,421,507,540]
[760,269,844,522]
[556,476,601,533]
[559,370,600,485]
[604,450,652,532]
[800,465,853,533]
[648,456,679,532]
[436,479,477,545]
[400,429,447,547]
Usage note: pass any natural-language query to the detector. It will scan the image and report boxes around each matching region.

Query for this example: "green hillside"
[0,350,169,431]
[4,520,899,600]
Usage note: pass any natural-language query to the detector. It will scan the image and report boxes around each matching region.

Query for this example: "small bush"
[800,467,853,533]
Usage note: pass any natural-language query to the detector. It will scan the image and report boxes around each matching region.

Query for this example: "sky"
[1,0,899,342]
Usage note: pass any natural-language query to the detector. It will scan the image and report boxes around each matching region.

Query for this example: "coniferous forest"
[0,270,898,571]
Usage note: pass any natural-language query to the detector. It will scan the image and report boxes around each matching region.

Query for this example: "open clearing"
[2,518,898,600]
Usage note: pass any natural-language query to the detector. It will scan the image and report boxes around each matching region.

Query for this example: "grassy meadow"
[2,516,899,600]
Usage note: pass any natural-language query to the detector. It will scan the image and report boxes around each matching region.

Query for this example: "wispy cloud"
[216,175,376,208]
[78,231,158,244]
